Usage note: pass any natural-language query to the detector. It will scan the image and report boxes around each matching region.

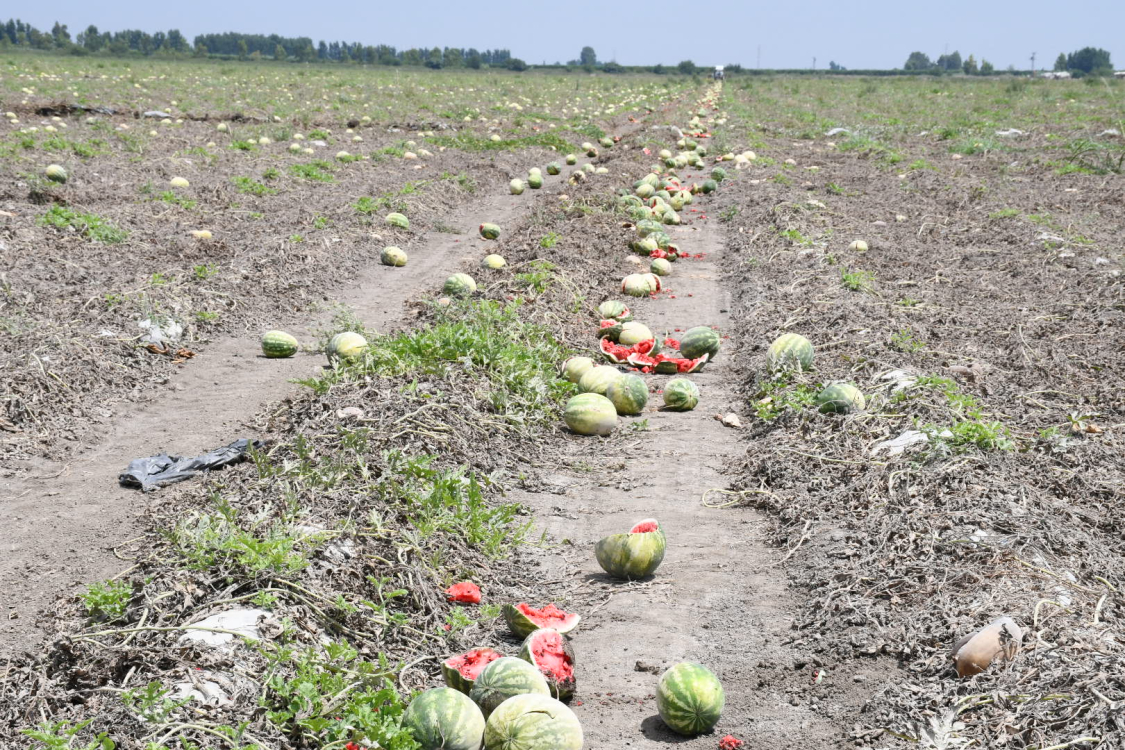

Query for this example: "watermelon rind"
[261,330,298,358]
[816,382,865,414]
[483,694,583,750]
[443,648,504,695]
[663,378,700,411]
[402,687,486,750]
[595,519,666,579]
[679,326,721,361]
[518,628,577,701]
[605,374,648,416]
[597,300,632,322]
[656,662,725,736]
[469,657,549,718]
[502,603,581,639]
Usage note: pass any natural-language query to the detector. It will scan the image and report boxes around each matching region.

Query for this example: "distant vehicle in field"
[1115,71,1125,79]
[713,66,725,80]
[1040,71,1072,79]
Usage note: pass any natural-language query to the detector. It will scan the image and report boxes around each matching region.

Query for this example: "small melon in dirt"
[618,321,654,348]
[443,648,505,694]
[576,365,622,396]
[479,222,501,240]
[657,662,726,736]
[481,254,506,270]
[663,378,700,411]
[190,230,212,240]
[380,246,408,267]
[385,212,410,229]
[528,172,543,189]
[502,602,581,639]
[402,687,485,750]
[483,694,583,750]
[622,273,657,298]
[596,519,666,579]
[490,133,502,142]
[605,374,648,416]
[565,153,577,165]
[816,383,865,414]
[443,273,477,297]
[169,176,190,188]
[560,356,595,384]
[651,258,672,276]
[564,392,617,436]
[597,300,631,322]
[546,162,561,175]
[45,164,68,184]
[766,333,814,373]
[327,331,368,363]
[849,239,869,252]
[519,628,576,700]
[680,326,721,360]
[261,330,298,358]
[470,657,550,719]
[509,179,525,195]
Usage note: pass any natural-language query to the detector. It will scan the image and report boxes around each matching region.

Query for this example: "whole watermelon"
[597,300,631,322]
[444,273,477,297]
[657,662,725,736]
[380,246,408,267]
[617,322,654,348]
[528,173,543,189]
[560,356,595,384]
[45,164,68,184]
[651,258,672,276]
[564,393,617,436]
[546,162,561,175]
[481,254,506,270]
[663,378,700,411]
[261,330,298,358]
[680,326,721,361]
[327,331,368,363]
[576,365,621,396]
[385,212,410,229]
[402,687,485,750]
[509,179,525,195]
[766,333,814,373]
[816,383,865,414]
[483,694,582,750]
[469,657,549,718]
[595,519,666,579]
[605,374,648,416]
[479,223,501,240]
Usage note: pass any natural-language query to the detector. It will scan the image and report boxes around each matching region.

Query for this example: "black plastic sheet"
[119,438,263,492]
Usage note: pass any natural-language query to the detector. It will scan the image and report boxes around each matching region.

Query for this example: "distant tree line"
[902,47,1113,77]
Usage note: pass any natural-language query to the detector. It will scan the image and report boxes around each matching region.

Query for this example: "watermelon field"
[1,55,1124,749]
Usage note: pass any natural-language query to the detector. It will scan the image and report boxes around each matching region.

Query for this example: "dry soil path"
[0,143,612,659]
[511,200,883,747]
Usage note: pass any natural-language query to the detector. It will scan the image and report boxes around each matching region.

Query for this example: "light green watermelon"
[483,694,582,750]
[816,383,865,414]
[711,166,728,182]
[381,246,408,267]
[663,378,700,411]
[546,162,561,175]
[528,173,543,189]
[636,183,656,199]
[766,333,814,373]
[651,258,672,276]
[444,273,477,297]
[481,254,506,269]
[576,365,622,396]
[605,374,648,416]
[327,331,368,363]
[261,330,298,358]
[469,657,549,718]
[622,274,658,298]
[565,154,577,165]
[597,300,632,322]
[617,321,654,347]
[564,392,617,435]
[402,687,485,750]
[386,212,410,229]
[518,629,576,701]
[480,223,501,240]
[561,356,595,384]
[45,164,68,184]
[657,662,725,736]
[595,519,666,579]
[680,326,721,360]
[509,179,525,195]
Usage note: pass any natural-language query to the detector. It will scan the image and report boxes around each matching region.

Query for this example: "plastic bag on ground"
[119,438,263,492]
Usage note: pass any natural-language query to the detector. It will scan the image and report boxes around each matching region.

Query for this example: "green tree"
[980,59,994,75]
[677,59,696,75]
[963,54,978,75]
[466,50,482,69]
[1065,47,1112,75]
[579,46,597,67]
[936,51,962,72]
[506,57,528,72]
[403,48,422,66]
[274,43,287,61]
[903,51,934,71]
[1053,53,1067,71]
[426,46,442,68]
[443,47,462,68]
[237,38,248,60]
[297,44,315,63]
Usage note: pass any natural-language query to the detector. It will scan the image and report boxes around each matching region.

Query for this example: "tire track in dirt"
[0,143,618,659]
[510,197,885,746]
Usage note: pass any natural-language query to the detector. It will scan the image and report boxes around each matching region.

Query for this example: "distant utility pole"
[812,57,816,70]
[1030,51,1037,74]
[756,45,761,69]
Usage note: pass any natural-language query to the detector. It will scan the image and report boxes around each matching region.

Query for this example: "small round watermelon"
[576,365,622,396]
[402,687,485,750]
[385,212,410,229]
[651,258,672,276]
[327,331,368,363]
[564,393,617,436]
[481,254,506,270]
[528,173,543,189]
[766,333,814,373]
[483,694,582,750]
[701,179,718,194]
[816,383,865,414]
[45,164,68,184]
[663,378,700,411]
[479,222,501,240]
[469,657,549,718]
[560,356,595,384]
[595,519,666,579]
[546,162,561,175]
[565,154,577,165]
[605,374,648,416]
[657,662,725,736]
[261,330,298,358]
[443,273,477,297]
[680,327,721,361]
[380,246,408,267]
[443,648,504,695]
[509,179,525,195]
[518,628,576,701]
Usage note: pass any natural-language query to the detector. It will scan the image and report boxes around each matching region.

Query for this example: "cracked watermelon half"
[600,337,660,365]
[626,351,709,375]
[518,628,576,701]
[442,647,504,695]
[596,519,667,580]
[502,603,580,639]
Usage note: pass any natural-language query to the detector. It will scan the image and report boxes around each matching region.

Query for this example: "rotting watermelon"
[518,628,576,701]
[595,518,667,580]
[597,320,624,342]
[600,338,661,365]
[626,352,708,374]
[442,648,504,695]
[597,300,632,322]
[618,321,654,347]
[502,603,580,639]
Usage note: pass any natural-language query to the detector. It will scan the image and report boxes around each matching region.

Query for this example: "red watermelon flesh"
[445,648,501,680]
[524,630,576,700]
[631,520,659,533]
[515,603,578,630]
[601,338,657,364]
[664,337,681,350]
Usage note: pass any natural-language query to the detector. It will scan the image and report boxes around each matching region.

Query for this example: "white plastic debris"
[825,127,850,136]
[995,128,1025,137]
[138,317,183,346]
[871,430,929,457]
[178,608,268,646]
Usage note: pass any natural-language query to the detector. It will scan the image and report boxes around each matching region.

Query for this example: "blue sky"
[18,0,1125,70]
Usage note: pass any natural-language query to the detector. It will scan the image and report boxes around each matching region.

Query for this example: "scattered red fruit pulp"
[446,581,481,604]
[719,736,744,750]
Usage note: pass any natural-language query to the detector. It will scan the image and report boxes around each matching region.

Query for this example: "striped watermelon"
[380,246,408,267]
[679,326,721,360]
[605,374,648,416]
[663,378,700,411]
[261,330,298,358]
[560,356,595,384]
[518,628,576,701]
[502,603,580,639]
[327,331,367,363]
[443,648,504,694]
[479,223,501,240]
[816,383,865,414]
[766,333,814,373]
[576,366,622,396]
[597,300,632,322]
[443,273,477,297]
[469,657,549,718]
[595,519,666,579]
[657,662,725,736]
[45,164,68,184]
[618,322,654,347]
[402,687,485,750]
[386,212,410,229]
[564,393,617,435]
[510,179,525,195]
[483,694,583,750]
